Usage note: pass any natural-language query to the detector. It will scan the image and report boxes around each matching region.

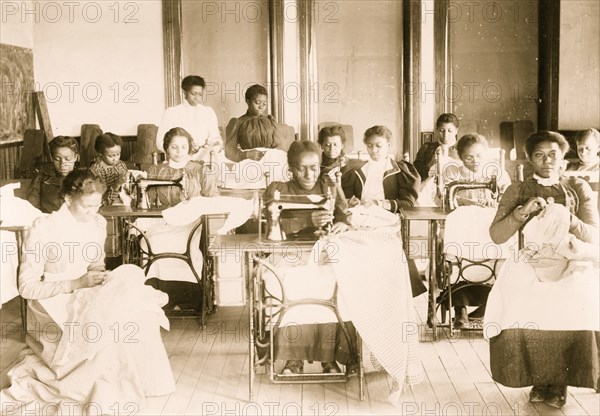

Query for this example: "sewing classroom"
[0,0,598,415]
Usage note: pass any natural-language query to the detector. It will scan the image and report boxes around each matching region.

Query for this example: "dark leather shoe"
[321,361,341,374]
[545,385,567,408]
[529,385,548,402]
[282,360,304,375]
[454,306,469,328]
[345,361,358,376]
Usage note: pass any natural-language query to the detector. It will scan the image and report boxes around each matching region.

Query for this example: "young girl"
[442,134,512,207]
[414,113,460,181]
[318,125,349,181]
[342,125,420,213]
[565,128,599,188]
[26,136,79,213]
[90,133,129,206]
[225,84,282,162]
[142,127,218,311]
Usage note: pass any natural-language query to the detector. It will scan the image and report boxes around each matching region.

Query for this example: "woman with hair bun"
[1,169,175,414]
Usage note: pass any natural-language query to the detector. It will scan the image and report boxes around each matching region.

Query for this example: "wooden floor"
[1,294,598,416]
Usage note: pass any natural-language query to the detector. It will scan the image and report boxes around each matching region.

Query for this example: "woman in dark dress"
[484,131,599,409]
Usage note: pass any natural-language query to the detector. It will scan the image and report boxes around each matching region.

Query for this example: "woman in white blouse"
[1,169,174,414]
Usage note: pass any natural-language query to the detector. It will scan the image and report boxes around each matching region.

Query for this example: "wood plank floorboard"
[1,295,596,415]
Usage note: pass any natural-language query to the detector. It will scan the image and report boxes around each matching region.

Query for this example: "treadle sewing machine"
[433,148,500,211]
[444,175,499,210]
[125,173,184,209]
[260,188,336,241]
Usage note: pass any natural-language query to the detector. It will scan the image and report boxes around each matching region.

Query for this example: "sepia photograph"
[0,0,598,415]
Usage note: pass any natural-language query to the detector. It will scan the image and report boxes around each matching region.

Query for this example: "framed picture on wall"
[421,132,434,145]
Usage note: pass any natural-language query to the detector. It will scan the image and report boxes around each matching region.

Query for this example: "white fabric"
[138,220,203,284]
[1,214,175,415]
[361,158,390,201]
[484,203,600,336]
[162,196,254,233]
[136,196,254,283]
[328,230,424,404]
[417,176,438,207]
[261,228,423,404]
[25,205,105,328]
[348,204,401,229]
[156,100,222,161]
[52,264,170,367]
[444,206,516,261]
[0,183,46,305]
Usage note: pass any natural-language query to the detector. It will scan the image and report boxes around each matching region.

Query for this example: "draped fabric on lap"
[0,265,175,415]
[483,203,600,389]
[53,264,170,366]
[326,230,424,403]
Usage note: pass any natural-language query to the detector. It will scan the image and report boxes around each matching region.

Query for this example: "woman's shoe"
[321,361,341,374]
[529,384,548,402]
[345,361,358,376]
[282,360,304,375]
[545,385,567,408]
[454,306,469,328]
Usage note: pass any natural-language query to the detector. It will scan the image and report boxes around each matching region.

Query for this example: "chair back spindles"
[516,163,524,182]
[499,149,506,171]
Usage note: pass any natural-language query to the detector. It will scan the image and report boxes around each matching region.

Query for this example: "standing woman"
[342,125,420,213]
[225,84,282,162]
[484,131,599,409]
[156,75,223,162]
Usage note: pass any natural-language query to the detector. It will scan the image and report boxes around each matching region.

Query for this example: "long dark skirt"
[265,322,357,364]
[490,328,600,390]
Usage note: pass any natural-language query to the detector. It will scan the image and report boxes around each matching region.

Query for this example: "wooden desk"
[208,234,317,401]
[0,224,28,337]
[400,207,448,340]
[100,206,213,326]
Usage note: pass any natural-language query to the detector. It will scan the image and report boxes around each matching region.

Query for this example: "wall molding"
[162,0,183,108]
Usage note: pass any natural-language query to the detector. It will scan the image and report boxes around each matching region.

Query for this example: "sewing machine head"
[261,188,335,241]
[133,175,183,209]
[444,175,498,211]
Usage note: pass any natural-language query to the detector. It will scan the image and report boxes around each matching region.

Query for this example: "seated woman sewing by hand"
[484,131,599,409]
[342,125,420,213]
[1,169,174,414]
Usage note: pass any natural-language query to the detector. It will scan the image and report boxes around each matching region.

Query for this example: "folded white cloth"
[348,204,400,228]
[161,196,254,234]
[0,182,45,226]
